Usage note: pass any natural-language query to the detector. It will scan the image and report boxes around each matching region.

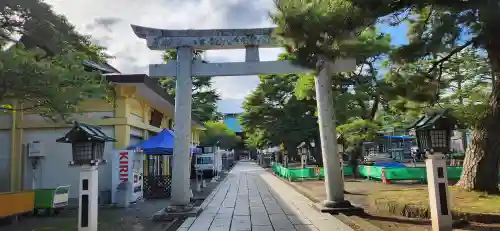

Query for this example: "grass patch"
[369,186,500,222]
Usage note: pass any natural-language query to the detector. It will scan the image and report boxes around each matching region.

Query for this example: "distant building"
[222,113,243,134]
[222,113,249,159]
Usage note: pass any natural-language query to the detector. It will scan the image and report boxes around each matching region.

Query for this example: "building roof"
[224,113,242,117]
[56,122,116,143]
[82,60,120,74]
[407,108,455,130]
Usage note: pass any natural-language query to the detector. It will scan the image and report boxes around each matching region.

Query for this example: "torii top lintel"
[131,24,279,50]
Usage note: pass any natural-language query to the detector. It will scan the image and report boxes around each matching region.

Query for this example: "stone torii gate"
[131,25,357,212]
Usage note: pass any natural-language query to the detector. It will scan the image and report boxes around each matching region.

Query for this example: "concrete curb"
[149,218,180,231]
[334,214,384,231]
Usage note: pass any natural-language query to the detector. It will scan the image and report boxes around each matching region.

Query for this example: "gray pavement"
[177,161,353,231]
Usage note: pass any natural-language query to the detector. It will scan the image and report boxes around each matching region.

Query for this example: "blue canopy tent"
[128,129,173,154]
[127,129,201,155]
[127,129,201,199]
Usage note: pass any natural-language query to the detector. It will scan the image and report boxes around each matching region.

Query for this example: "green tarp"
[272,163,500,182]
[271,163,353,181]
[358,165,466,181]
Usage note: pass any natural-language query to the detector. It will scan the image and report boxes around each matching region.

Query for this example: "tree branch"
[427,39,475,74]
[389,7,413,26]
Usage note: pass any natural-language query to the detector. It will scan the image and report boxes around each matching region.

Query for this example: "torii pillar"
[131,25,358,212]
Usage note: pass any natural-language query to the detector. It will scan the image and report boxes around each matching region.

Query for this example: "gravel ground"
[288,179,432,231]
[288,179,500,231]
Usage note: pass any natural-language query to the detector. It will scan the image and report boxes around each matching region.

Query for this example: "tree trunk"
[455,125,500,193]
[455,35,500,193]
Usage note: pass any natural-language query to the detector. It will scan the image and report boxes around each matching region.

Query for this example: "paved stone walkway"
[177,161,352,231]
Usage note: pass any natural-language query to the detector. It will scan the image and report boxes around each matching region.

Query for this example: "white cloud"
[44,0,283,112]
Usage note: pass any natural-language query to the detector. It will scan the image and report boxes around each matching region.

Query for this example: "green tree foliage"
[388,48,491,150]
[385,47,491,146]
[244,129,268,149]
[376,101,423,130]
[1,0,110,120]
[337,119,381,148]
[161,50,221,122]
[436,48,491,128]
[273,0,500,193]
[200,121,241,150]
[240,54,318,160]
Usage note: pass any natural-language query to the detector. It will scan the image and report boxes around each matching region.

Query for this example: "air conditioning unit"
[27,141,45,158]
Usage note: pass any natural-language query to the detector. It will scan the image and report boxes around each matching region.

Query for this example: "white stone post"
[314,59,351,210]
[78,166,99,231]
[171,46,194,205]
[426,153,452,231]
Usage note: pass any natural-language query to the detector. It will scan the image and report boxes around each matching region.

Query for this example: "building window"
[150,109,163,128]
[196,156,213,165]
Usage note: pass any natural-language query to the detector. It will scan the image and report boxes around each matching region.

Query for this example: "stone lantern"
[57,122,115,231]
[408,109,458,155]
[57,122,115,165]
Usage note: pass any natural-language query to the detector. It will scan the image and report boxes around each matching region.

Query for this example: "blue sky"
[378,22,409,46]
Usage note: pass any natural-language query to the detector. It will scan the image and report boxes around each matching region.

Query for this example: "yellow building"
[0,73,204,199]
